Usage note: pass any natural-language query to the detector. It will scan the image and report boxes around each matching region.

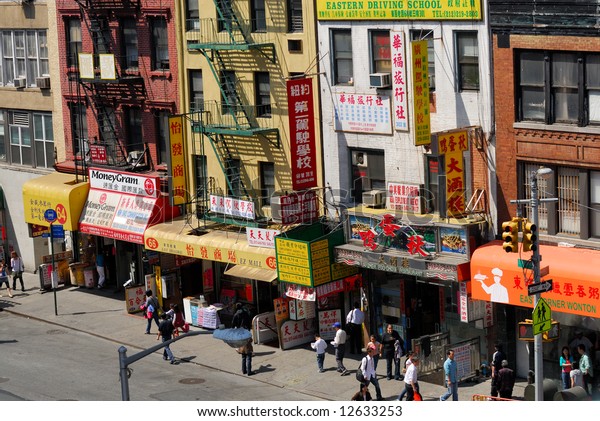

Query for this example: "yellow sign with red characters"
[438,130,469,216]
[168,116,187,206]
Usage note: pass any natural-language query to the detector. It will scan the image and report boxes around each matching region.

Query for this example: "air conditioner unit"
[13,77,26,88]
[36,76,51,89]
[362,190,386,208]
[369,72,391,88]
[127,150,144,164]
[351,151,367,166]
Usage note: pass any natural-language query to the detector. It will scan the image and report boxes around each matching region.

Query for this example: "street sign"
[518,259,533,269]
[527,279,553,296]
[51,225,65,238]
[540,266,550,277]
[533,297,552,335]
[44,208,57,223]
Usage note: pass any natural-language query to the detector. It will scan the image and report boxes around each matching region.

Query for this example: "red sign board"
[287,78,318,191]
[89,144,108,164]
[275,190,319,225]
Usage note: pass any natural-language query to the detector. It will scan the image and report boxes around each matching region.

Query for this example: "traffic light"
[522,218,537,252]
[502,218,520,253]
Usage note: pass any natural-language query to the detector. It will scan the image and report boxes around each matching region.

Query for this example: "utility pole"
[510,167,557,401]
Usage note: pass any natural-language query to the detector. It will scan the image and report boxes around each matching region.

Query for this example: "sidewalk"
[1,272,526,401]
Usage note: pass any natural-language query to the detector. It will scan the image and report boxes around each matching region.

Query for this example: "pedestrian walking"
[403,355,420,401]
[490,343,506,397]
[440,349,459,401]
[350,383,372,401]
[0,260,13,298]
[397,351,415,401]
[497,360,515,399]
[577,344,594,395]
[143,289,160,334]
[381,324,402,380]
[95,251,106,289]
[359,346,383,400]
[367,334,382,371]
[157,313,176,364]
[331,322,348,375]
[10,251,25,292]
[311,333,327,373]
[237,337,254,375]
[345,302,365,354]
[232,302,251,330]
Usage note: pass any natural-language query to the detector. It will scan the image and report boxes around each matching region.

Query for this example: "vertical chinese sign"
[287,78,317,191]
[411,40,430,146]
[168,116,187,206]
[438,130,468,216]
[391,31,408,131]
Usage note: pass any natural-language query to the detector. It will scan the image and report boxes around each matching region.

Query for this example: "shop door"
[406,282,440,340]
[256,280,277,314]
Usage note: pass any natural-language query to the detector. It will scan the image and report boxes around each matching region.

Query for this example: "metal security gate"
[411,333,481,383]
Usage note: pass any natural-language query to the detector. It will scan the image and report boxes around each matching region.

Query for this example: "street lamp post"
[512,167,556,401]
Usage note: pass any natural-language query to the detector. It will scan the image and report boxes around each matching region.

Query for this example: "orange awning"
[470,240,600,318]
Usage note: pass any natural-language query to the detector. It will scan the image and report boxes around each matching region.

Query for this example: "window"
[0,110,5,161]
[151,17,169,71]
[350,149,384,203]
[287,0,303,33]
[591,171,600,238]
[260,162,275,206]
[370,30,391,74]
[10,111,31,166]
[518,51,600,126]
[425,155,440,213]
[34,113,53,168]
[93,18,110,67]
[194,154,208,202]
[217,0,234,32]
[331,29,352,85]
[125,107,142,150]
[189,70,204,112]
[455,31,479,91]
[411,29,435,91]
[220,70,237,114]
[122,18,138,70]
[186,0,200,30]
[1,30,47,87]
[255,72,271,117]
[98,106,116,143]
[226,158,242,197]
[70,103,88,156]
[155,110,169,165]
[66,18,81,68]
[251,0,267,32]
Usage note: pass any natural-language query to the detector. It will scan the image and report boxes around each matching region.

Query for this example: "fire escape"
[74,0,148,170]
[187,0,279,224]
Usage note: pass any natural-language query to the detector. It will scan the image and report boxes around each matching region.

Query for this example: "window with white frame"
[9,111,31,166]
[518,51,600,126]
[370,30,391,74]
[331,29,353,85]
[66,18,81,68]
[455,31,479,91]
[33,113,53,168]
[0,30,46,86]
[591,171,600,238]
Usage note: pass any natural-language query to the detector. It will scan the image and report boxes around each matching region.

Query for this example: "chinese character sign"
[287,78,318,191]
[411,40,430,146]
[168,116,187,206]
[391,31,408,131]
[438,130,468,216]
[333,93,392,134]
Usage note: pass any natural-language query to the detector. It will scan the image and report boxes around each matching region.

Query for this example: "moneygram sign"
[89,168,158,198]
[316,0,482,20]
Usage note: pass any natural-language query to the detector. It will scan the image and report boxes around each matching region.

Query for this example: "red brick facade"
[493,33,600,223]
[55,0,179,166]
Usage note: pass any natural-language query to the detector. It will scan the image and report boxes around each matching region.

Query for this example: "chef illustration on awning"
[475,267,509,304]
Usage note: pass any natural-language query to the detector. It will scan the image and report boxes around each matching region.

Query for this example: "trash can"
[69,262,87,287]
[84,267,96,288]
[38,264,51,290]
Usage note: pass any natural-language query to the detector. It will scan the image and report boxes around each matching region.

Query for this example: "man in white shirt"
[331,322,348,375]
[361,346,383,400]
[311,333,328,373]
[404,356,420,401]
[346,302,365,354]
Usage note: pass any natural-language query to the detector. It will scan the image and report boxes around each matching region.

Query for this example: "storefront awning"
[471,240,600,318]
[224,265,277,283]
[79,188,159,244]
[143,218,277,270]
[22,172,89,231]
